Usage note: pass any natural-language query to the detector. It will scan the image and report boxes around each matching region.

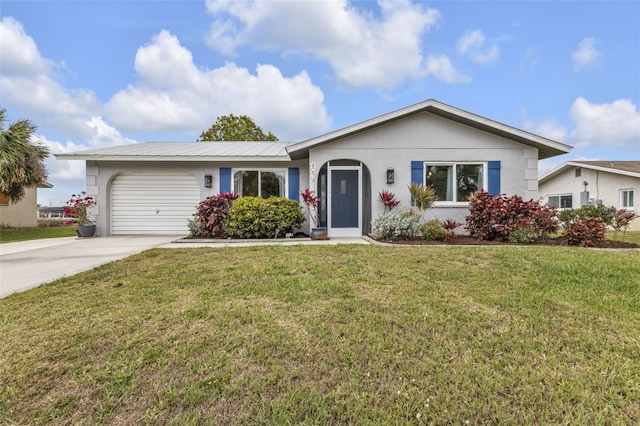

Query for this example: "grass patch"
[0,226,76,243]
[607,230,640,245]
[1,245,639,424]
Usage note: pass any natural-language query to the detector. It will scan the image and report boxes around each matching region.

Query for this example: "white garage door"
[111,172,200,235]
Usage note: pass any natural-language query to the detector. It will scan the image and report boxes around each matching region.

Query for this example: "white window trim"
[423,162,487,206]
[620,188,635,208]
[547,193,573,210]
[232,168,288,198]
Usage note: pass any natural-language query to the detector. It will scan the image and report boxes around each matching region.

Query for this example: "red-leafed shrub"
[442,219,462,243]
[564,217,606,247]
[378,190,400,212]
[190,192,238,238]
[466,190,559,242]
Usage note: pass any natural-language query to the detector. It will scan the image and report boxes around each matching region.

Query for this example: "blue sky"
[1,0,639,206]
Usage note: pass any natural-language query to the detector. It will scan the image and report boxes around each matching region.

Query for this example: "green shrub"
[187,217,207,238]
[558,204,615,229]
[225,197,305,239]
[371,209,422,240]
[507,225,538,244]
[420,219,445,241]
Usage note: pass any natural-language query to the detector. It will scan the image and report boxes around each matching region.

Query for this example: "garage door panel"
[111,173,200,235]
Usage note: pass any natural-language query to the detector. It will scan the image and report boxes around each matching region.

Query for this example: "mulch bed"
[380,236,640,249]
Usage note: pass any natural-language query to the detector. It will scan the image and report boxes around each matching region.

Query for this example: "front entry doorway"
[327,163,362,237]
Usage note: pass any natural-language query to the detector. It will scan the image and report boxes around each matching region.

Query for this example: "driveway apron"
[0,236,179,298]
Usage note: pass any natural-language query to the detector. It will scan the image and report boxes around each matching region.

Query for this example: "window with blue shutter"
[411,160,500,201]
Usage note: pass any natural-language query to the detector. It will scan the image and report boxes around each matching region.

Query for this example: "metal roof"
[539,161,640,183]
[286,99,572,160]
[55,141,293,162]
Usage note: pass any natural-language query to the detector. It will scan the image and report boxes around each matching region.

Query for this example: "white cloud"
[456,30,499,65]
[205,0,448,88]
[569,97,640,148]
[523,118,568,143]
[425,55,471,84]
[0,17,101,137]
[572,37,599,71]
[106,30,330,140]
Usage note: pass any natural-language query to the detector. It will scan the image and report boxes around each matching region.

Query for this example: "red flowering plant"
[300,188,321,227]
[378,189,400,212]
[64,191,97,226]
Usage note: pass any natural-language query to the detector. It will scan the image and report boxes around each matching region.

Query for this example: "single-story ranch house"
[56,99,572,237]
[539,161,640,231]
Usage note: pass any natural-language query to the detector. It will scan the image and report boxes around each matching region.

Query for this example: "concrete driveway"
[0,236,179,298]
[0,235,369,298]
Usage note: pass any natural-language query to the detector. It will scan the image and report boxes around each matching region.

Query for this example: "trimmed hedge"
[225,197,305,239]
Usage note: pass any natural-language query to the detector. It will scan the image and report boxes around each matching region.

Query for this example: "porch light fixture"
[386,168,395,184]
[204,174,213,188]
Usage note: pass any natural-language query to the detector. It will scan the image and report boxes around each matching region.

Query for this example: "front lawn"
[1,245,638,424]
[0,225,76,243]
[607,230,640,245]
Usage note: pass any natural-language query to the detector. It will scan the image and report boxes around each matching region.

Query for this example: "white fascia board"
[55,154,292,162]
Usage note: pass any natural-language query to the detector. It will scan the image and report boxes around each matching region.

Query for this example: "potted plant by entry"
[300,188,328,240]
[64,191,97,237]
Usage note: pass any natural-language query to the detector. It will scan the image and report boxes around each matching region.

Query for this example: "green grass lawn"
[1,245,639,424]
[607,230,640,245]
[0,225,76,243]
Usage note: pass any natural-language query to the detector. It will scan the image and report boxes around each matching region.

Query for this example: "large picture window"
[547,194,573,209]
[233,170,286,198]
[424,163,485,202]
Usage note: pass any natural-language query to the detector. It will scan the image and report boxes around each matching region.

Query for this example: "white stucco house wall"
[539,161,640,231]
[56,99,571,237]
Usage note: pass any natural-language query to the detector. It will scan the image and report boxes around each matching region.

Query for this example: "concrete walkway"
[0,235,369,298]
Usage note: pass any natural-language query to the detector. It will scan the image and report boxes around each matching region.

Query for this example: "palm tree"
[0,107,49,203]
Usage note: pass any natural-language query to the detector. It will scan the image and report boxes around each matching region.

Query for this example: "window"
[233,170,286,198]
[621,189,635,208]
[575,168,581,177]
[548,194,573,209]
[0,193,8,205]
[424,163,485,202]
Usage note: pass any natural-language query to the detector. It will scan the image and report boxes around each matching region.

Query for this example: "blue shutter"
[411,161,424,185]
[288,167,299,200]
[487,161,501,195]
[220,167,231,193]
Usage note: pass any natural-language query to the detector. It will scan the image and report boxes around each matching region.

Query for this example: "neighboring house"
[539,161,640,231]
[0,183,53,228]
[38,206,66,219]
[56,99,571,237]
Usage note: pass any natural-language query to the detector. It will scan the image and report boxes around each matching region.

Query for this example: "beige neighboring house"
[539,161,640,231]
[0,183,53,228]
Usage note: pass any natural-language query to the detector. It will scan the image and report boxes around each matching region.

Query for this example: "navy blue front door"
[331,169,359,228]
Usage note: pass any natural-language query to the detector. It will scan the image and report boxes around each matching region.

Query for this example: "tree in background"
[198,114,278,141]
[0,107,49,203]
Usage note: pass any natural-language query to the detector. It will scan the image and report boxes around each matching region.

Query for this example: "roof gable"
[540,161,640,183]
[286,99,572,160]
